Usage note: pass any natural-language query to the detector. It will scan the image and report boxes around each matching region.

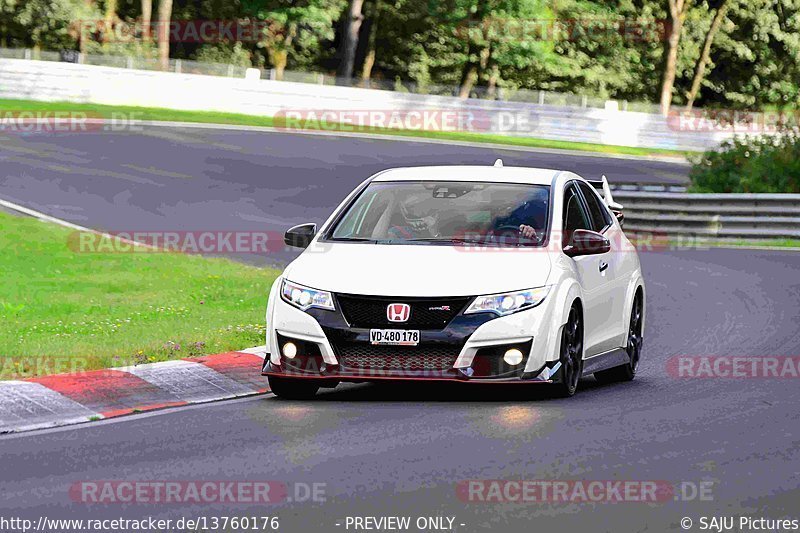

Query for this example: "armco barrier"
[0,58,742,152]
[614,191,800,240]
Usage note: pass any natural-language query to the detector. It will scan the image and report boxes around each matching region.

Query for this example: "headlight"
[280,279,335,311]
[465,286,550,316]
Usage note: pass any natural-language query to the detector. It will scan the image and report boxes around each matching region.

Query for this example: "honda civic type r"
[262,162,645,398]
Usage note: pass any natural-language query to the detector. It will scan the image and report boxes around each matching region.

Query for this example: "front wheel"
[553,304,583,397]
[268,375,321,400]
[595,293,643,384]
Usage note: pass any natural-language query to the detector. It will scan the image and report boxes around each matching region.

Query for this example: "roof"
[370,165,562,185]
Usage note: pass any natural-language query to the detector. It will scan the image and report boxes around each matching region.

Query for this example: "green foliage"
[689,132,800,192]
[703,0,800,109]
[242,0,347,70]
[1,0,800,110]
[195,42,256,67]
[1,0,99,48]
[82,40,159,57]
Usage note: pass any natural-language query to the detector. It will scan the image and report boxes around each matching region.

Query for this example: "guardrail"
[610,183,688,193]
[614,191,800,240]
[0,58,743,152]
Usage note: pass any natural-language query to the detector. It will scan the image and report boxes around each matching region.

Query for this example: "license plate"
[370,329,420,346]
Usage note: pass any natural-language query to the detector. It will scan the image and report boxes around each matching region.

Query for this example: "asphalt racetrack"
[0,125,689,265]
[1,126,798,532]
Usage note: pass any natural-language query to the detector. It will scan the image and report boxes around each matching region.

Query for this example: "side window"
[577,182,612,232]
[562,184,591,246]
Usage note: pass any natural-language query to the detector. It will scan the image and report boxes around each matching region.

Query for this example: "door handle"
[599,260,609,273]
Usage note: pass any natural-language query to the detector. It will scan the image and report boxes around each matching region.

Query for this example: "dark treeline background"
[1,0,799,112]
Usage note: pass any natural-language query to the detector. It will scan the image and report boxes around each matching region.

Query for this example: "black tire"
[595,293,643,384]
[554,304,583,397]
[268,375,321,400]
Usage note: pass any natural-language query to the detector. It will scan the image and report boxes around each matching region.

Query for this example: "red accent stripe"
[19,351,270,425]
[262,371,552,384]
[29,369,184,414]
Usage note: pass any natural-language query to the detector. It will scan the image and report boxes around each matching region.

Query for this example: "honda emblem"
[387,303,411,323]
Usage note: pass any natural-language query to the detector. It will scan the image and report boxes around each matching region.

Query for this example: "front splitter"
[262,361,555,384]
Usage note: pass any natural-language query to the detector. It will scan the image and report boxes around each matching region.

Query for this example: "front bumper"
[263,292,562,384]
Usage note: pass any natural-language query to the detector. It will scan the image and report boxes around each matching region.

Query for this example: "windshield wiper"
[405,237,491,245]
[330,237,378,243]
[406,237,542,247]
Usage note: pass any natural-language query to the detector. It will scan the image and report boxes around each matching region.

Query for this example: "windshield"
[328,181,550,246]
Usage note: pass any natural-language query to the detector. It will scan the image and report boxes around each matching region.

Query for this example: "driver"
[388,194,440,239]
[493,193,546,241]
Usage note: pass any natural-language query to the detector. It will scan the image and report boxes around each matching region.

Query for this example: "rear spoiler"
[587,175,623,212]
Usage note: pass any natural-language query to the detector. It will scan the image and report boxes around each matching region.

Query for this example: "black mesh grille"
[333,342,460,371]
[336,295,471,329]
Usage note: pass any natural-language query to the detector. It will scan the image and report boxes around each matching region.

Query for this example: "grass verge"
[695,238,800,249]
[0,98,690,159]
[0,211,279,379]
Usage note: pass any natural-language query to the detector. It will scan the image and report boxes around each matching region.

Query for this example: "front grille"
[336,294,471,330]
[333,342,460,371]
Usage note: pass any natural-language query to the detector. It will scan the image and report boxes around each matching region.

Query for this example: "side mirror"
[284,223,317,249]
[564,229,611,257]
[613,210,624,227]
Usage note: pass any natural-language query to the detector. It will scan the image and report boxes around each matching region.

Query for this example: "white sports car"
[262,161,645,398]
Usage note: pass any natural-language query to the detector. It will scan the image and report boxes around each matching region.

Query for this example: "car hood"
[283,242,553,297]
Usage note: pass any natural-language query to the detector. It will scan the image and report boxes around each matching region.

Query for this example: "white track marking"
[121,360,256,403]
[0,382,99,433]
[0,196,157,250]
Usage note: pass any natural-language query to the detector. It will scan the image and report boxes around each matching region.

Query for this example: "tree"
[245,0,346,80]
[157,0,172,70]
[12,0,98,52]
[685,0,731,109]
[660,0,692,114]
[0,0,21,48]
[103,0,117,42]
[359,0,380,81]
[508,0,660,100]
[337,0,365,80]
[702,0,800,110]
[433,0,561,98]
[141,0,152,42]
[456,0,491,98]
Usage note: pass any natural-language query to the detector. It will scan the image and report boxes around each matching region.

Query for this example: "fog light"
[282,342,298,359]
[503,348,524,366]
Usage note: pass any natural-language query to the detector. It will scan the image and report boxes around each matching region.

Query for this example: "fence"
[0,48,252,79]
[0,47,660,113]
[614,191,800,240]
[0,58,746,152]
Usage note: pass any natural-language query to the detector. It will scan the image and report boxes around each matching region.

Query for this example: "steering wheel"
[493,224,526,233]
[488,224,538,243]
